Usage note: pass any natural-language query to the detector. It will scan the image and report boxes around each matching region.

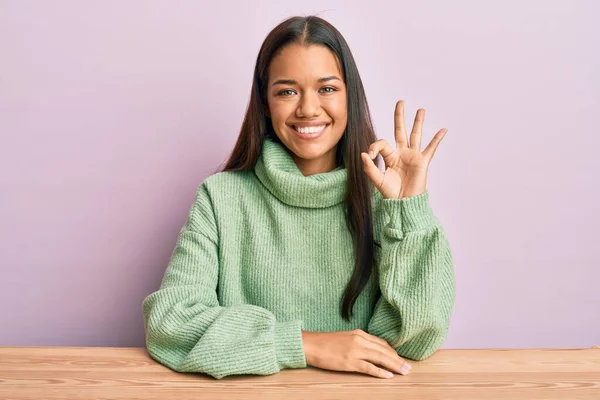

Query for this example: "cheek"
[268,100,294,124]
[328,98,347,124]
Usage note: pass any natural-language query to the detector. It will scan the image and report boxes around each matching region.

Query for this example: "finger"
[355,360,395,379]
[356,337,409,374]
[361,152,384,189]
[366,335,404,360]
[394,100,408,148]
[410,108,425,150]
[422,128,447,161]
[367,139,395,160]
[360,348,412,376]
[351,333,410,376]
[354,330,395,351]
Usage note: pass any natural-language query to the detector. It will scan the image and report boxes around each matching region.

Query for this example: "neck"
[253,138,348,208]
[289,147,338,176]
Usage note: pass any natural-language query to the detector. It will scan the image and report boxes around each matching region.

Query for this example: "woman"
[142,15,455,380]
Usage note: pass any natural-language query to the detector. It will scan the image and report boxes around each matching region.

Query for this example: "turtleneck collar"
[253,137,348,208]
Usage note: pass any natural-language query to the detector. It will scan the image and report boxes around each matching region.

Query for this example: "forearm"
[368,191,455,360]
[143,285,306,379]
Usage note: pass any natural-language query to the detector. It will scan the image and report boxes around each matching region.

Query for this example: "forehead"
[268,44,343,82]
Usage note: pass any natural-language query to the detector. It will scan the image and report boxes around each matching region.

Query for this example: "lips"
[289,123,329,140]
[292,124,328,134]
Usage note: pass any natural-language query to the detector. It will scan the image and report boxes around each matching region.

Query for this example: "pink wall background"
[1,1,598,348]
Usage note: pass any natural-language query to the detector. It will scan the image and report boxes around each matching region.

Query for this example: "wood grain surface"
[0,346,599,399]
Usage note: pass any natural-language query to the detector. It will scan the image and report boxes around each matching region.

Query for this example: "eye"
[320,86,337,94]
[277,89,296,97]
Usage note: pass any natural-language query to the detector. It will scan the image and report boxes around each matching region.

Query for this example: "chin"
[287,139,330,159]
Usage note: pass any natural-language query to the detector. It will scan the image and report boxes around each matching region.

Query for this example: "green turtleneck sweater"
[142,138,455,379]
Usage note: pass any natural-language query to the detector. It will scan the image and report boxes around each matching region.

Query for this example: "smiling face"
[266,44,348,176]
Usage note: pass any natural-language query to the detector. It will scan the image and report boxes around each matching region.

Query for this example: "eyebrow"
[271,76,342,86]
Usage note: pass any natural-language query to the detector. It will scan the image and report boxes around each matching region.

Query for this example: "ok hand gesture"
[361,100,447,199]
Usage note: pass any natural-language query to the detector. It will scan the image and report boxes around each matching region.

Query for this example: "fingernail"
[401,363,411,375]
[369,151,374,158]
[385,371,394,378]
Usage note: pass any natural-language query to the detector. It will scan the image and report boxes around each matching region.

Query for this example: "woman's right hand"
[301,329,412,379]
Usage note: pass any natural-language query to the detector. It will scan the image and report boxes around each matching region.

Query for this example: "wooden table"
[1,347,599,399]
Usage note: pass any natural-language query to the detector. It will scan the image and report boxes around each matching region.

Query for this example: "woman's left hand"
[361,100,448,199]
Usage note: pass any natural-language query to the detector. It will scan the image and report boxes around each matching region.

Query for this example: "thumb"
[361,152,384,189]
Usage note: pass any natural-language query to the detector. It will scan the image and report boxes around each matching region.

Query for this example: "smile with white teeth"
[293,125,327,134]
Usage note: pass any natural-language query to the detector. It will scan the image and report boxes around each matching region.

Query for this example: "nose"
[295,90,322,118]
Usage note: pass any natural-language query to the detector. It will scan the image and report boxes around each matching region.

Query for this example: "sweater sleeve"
[367,190,455,361]
[142,183,307,379]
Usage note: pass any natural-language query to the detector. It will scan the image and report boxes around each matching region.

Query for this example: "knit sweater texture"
[142,137,455,379]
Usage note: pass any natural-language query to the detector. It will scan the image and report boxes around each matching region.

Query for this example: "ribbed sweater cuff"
[382,190,438,234]
[275,320,307,370]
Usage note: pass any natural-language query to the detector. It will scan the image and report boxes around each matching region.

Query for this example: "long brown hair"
[223,16,379,321]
